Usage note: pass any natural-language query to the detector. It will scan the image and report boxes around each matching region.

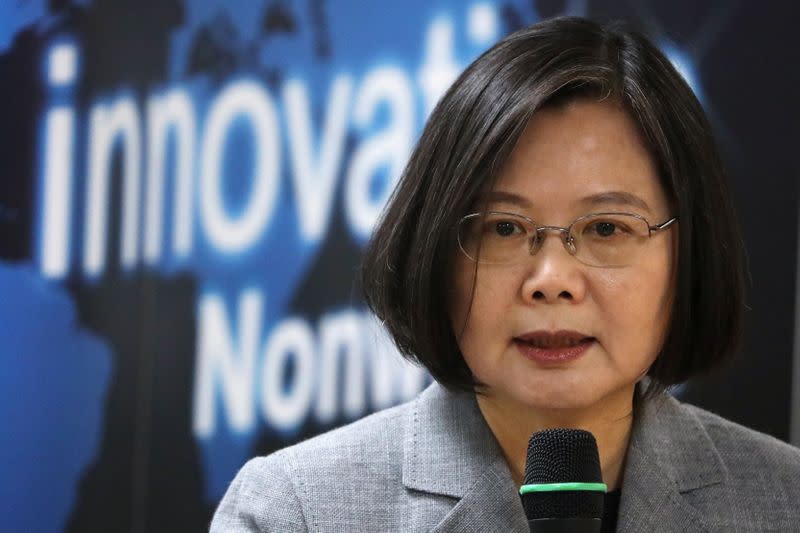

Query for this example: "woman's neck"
[475,386,636,491]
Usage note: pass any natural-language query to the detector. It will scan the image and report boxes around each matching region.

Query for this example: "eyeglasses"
[457,211,678,268]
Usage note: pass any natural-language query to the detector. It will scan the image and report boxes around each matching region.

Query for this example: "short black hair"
[360,16,746,397]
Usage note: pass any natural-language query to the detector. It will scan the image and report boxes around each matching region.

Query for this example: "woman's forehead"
[486,100,668,215]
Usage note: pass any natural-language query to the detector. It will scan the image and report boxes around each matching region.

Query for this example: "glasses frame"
[457,210,679,267]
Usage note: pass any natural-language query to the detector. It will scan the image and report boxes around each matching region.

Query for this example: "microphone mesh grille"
[521,428,604,519]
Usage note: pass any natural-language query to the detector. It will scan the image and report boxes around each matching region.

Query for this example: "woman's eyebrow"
[477,190,651,213]
[476,191,533,208]
[579,191,652,213]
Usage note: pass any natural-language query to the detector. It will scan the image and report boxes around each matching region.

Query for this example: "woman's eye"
[593,222,617,236]
[493,221,519,236]
[586,221,628,237]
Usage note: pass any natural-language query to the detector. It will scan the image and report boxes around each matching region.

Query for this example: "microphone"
[519,429,607,533]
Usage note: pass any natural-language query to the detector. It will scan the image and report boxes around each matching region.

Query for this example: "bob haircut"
[361,16,746,398]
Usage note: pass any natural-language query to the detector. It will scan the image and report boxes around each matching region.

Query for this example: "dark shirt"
[601,489,622,533]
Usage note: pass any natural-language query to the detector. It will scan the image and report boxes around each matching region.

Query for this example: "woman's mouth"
[513,335,596,364]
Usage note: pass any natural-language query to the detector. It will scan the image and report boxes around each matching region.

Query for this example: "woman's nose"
[520,234,587,304]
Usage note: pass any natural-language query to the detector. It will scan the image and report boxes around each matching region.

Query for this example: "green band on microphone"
[519,482,608,495]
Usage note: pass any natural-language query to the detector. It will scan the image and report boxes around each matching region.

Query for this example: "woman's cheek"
[591,273,651,356]
[591,272,632,323]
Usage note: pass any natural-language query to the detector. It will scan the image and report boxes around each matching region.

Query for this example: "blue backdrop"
[0,1,796,531]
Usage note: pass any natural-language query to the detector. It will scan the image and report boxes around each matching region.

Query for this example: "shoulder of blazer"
[616,389,800,532]
[210,454,309,532]
[210,397,417,532]
[680,401,800,487]
[270,394,414,485]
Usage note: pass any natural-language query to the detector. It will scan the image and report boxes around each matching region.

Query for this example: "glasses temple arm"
[650,217,678,232]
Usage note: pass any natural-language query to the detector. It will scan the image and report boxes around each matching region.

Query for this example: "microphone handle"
[528,517,602,533]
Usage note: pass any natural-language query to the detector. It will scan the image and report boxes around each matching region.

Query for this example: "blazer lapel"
[403,382,729,532]
[403,383,529,532]
[616,385,729,533]
[430,466,528,533]
[617,439,710,532]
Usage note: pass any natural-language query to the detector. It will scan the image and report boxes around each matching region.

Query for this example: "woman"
[211,17,800,532]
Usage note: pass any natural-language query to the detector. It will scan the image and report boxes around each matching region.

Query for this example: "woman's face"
[449,98,676,411]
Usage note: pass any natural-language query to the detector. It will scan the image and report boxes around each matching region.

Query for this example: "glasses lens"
[458,212,530,263]
[571,213,650,267]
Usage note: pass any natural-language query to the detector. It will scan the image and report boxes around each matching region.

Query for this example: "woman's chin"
[519,393,597,412]
[512,377,611,412]
[509,376,637,416]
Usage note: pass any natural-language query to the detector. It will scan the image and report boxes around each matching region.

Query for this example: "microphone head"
[520,428,605,520]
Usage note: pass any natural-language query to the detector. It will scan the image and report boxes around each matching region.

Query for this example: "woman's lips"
[513,337,595,364]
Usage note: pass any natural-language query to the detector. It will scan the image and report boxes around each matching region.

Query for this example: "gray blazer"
[211,382,800,532]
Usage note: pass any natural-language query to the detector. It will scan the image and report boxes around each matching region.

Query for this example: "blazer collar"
[402,382,529,531]
[616,384,729,532]
[403,381,729,532]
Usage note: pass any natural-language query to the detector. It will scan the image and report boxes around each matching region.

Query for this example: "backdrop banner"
[0,1,796,531]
